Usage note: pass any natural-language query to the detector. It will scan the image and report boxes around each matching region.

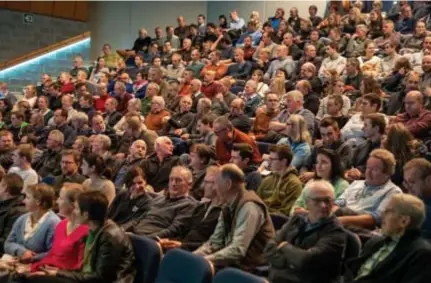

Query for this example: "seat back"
[128,233,162,283]
[341,229,362,276]
[213,268,269,283]
[270,213,289,230]
[155,249,214,283]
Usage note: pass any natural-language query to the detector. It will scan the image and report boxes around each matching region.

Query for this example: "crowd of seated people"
[0,1,431,282]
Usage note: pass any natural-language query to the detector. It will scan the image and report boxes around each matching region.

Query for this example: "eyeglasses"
[308,197,334,204]
[214,128,228,136]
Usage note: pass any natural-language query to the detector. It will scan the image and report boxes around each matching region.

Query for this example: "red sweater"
[216,128,262,164]
[94,95,109,112]
[393,109,431,139]
[60,82,75,95]
[31,219,88,272]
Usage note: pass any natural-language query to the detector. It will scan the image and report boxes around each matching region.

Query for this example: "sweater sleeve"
[4,215,27,257]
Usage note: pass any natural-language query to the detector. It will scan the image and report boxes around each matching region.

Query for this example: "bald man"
[393,90,431,139]
[264,45,296,80]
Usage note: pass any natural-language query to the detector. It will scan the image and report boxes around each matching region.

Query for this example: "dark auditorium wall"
[88,1,208,60]
[0,9,88,63]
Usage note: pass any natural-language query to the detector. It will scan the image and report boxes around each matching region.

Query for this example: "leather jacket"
[57,220,135,283]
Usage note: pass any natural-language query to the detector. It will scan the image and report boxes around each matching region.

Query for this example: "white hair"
[303,180,335,200]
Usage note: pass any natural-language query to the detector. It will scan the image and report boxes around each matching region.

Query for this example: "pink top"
[31,218,88,272]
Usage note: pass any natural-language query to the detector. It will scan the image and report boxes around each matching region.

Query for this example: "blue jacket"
[4,210,60,261]
[277,137,311,170]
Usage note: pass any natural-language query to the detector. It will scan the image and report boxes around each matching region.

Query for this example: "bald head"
[405,90,424,117]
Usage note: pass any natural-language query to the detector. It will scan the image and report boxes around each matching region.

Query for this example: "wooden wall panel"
[30,1,54,15]
[6,1,31,11]
[74,1,88,22]
[1,1,88,22]
[52,1,75,19]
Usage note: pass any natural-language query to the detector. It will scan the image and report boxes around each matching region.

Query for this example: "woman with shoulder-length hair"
[28,183,88,274]
[4,184,61,263]
[277,114,312,170]
[382,123,422,188]
[293,147,349,214]
[81,154,115,205]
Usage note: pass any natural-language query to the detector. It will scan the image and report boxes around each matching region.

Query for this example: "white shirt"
[8,166,39,191]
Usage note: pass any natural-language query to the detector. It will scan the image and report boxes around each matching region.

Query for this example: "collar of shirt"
[245,93,257,100]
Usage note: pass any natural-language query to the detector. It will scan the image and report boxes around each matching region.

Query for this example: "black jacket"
[351,139,381,173]
[227,113,252,134]
[178,201,222,251]
[139,154,180,192]
[107,191,152,231]
[303,92,320,115]
[265,215,346,283]
[346,229,431,283]
[33,149,62,178]
[132,194,197,239]
[57,220,135,283]
[0,195,26,255]
[104,111,122,128]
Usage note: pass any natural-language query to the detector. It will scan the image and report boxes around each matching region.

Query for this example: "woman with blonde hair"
[277,114,311,169]
[269,77,285,98]
[341,6,364,34]
[382,123,422,188]
[251,69,269,97]
[29,183,88,273]
[249,11,262,30]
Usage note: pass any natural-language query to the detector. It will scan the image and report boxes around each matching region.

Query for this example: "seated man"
[8,144,38,191]
[335,149,403,229]
[159,166,222,252]
[113,140,147,193]
[251,93,280,142]
[227,98,252,134]
[194,164,275,269]
[346,194,431,283]
[139,136,179,192]
[0,173,26,255]
[0,130,16,171]
[341,93,384,146]
[213,116,261,165]
[117,115,157,157]
[345,114,386,182]
[33,130,64,178]
[392,90,431,139]
[240,80,262,118]
[131,166,197,238]
[30,190,135,283]
[225,48,252,80]
[52,150,86,194]
[301,117,352,183]
[86,113,118,150]
[403,158,431,239]
[257,144,302,216]
[265,180,347,283]
[108,167,153,231]
[230,143,262,191]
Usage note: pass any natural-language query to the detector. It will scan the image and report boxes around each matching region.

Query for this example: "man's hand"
[160,239,182,249]
[214,93,224,102]
[299,172,315,183]
[115,153,126,160]
[40,266,59,277]
[345,168,362,181]
[277,241,288,249]
[180,133,190,140]
[174,129,183,136]
[20,250,35,264]
[293,207,308,215]
[162,116,171,124]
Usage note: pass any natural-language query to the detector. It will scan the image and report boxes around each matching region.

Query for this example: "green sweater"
[256,167,302,216]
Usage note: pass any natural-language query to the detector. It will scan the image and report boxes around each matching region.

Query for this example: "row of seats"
[129,234,268,283]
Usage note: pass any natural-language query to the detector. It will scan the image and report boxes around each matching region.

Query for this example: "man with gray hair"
[265,180,347,283]
[240,80,261,117]
[346,194,431,283]
[139,136,179,192]
[131,166,197,238]
[403,158,431,239]
[194,164,274,269]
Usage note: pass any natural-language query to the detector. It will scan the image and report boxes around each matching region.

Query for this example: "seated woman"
[357,40,382,77]
[4,184,60,263]
[292,147,349,214]
[277,114,311,170]
[81,154,115,206]
[28,183,88,273]
[251,69,269,98]
[23,191,135,283]
[133,70,148,98]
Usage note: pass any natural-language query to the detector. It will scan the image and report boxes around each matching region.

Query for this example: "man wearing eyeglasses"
[346,194,431,283]
[264,179,347,283]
